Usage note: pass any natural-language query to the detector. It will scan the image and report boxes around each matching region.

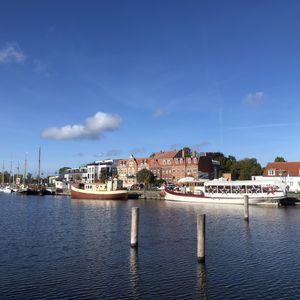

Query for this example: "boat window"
[205,185,217,193]
[232,185,246,194]
[247,185,262,194]
[217,185,231,194]
[262,185,279,193]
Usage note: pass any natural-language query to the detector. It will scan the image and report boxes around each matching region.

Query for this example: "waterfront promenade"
[0,193,300,299]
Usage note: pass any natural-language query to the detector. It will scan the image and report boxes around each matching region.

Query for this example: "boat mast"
[17,161,20,185]
[38,147,41,184]
[24,155,27,185]
[1,161,4,185]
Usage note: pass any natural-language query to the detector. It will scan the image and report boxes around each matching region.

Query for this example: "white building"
[262,162,300,193]
[86,159,117,184]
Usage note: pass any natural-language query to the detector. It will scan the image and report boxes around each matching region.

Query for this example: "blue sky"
[1,1,300,176]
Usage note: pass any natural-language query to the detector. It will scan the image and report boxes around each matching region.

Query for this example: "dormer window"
[268,169,275,176]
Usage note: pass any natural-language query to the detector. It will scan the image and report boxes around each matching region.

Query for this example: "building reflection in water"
[196,263,208,299]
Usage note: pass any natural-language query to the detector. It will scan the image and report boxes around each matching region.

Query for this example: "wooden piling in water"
[197,214,206,263]
[130,207,139,248]
[244,195,249,221]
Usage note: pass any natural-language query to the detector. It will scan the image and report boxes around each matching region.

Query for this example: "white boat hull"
[164,189,285,205]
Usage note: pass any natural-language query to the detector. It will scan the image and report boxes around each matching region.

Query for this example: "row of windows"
[205,185,280,194]
[162,158,198,165]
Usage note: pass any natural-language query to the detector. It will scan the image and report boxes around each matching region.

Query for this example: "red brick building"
[116,149,218,187]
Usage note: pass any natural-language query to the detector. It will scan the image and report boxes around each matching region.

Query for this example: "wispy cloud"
[0,43,26,64]
[74,152,85,157]
[244,91,264,106]
[228,122,300,130]
[94,149,122,158]
[33,59,51,76]
[131,147,146,155]
[105,149,122,157]
[192,142,210,151]
[170,144,182,150]
[42,112,122,140]
[152,108,167,118]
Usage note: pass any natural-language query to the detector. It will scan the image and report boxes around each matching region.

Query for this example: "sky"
[1,0,300,176]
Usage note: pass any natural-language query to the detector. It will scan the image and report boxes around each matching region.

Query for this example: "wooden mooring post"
[197,214,206,263]
[244,195,249,221]
[130,207,139,248]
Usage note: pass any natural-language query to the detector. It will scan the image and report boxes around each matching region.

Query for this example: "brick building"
[116,149,219,187]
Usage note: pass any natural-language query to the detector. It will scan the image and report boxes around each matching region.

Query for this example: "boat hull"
[164,189,285,205]
[71,185,128,200]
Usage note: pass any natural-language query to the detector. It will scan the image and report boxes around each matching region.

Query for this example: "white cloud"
[0,43,26,64]
[244,91,264,106]
[153,108,166,118]
[42,112,122,140]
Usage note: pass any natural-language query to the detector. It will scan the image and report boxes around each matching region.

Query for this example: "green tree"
[274,156,286,162]
[182,147,192,157]
[136,169,155,188]
[58,167,71,175]
[231,158,262,180]
[27,173,36,184]
[209,152,237,176]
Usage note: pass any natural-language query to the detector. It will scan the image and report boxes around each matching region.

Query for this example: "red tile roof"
[263,162,300,176]
[153,150,178,159]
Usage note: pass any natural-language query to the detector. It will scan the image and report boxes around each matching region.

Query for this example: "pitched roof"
[153,150,178,159]
[263,162,300,176]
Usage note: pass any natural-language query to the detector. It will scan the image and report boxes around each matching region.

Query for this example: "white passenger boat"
[163,178,287,205]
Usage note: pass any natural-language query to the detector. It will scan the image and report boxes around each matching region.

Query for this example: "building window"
[188,158,191,164]
[175,159,178,164]
[268,169,275,176]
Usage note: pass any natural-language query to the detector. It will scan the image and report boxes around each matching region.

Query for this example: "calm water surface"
[0,193,300,299]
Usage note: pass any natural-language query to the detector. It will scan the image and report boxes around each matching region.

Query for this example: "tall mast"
[17,161,20,184]
[1,161,4,185]
[9,160,12,185]
[38,147,41,184]
[24,154,27,184]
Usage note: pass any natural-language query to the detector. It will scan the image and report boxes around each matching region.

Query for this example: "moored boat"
[0,186,12,193]
[163,178,287,205]
[71,179,128,200]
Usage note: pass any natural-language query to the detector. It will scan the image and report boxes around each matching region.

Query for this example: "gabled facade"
[263,162,300,192]
[117,155,150,187]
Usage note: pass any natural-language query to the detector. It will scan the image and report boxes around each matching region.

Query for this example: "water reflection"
[196,263,208,299]
[71,199,119,207]
[129,247,139,299]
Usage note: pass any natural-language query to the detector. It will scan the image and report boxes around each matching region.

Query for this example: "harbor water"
[0,193,300,299]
